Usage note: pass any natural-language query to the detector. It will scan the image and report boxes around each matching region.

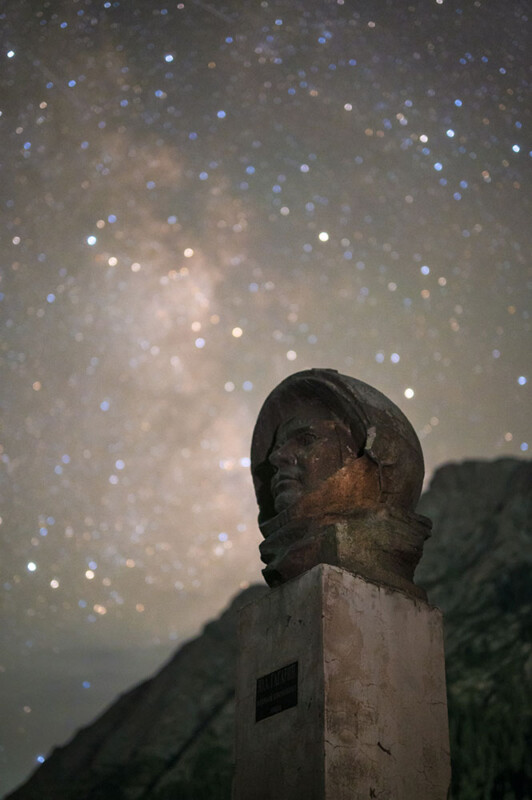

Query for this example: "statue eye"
[296,431,318,446]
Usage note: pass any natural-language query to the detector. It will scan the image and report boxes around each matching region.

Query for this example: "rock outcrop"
[416,458,532,799]
[7,458,532,800]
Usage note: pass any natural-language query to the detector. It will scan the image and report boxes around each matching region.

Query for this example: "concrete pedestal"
[234,564,450,800]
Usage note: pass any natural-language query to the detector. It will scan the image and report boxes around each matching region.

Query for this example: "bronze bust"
[251,369,431,599]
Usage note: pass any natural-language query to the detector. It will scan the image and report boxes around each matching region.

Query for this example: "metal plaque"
[255,661,298,722]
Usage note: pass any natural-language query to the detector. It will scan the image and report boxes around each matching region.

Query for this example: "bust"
[251,369,431,598]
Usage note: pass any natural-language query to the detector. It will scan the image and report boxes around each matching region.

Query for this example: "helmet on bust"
[251,368,424,525]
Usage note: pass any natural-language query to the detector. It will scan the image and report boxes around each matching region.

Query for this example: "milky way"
[1,0,530,793]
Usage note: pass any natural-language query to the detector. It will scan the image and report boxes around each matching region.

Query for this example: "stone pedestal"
[233,564,451,800]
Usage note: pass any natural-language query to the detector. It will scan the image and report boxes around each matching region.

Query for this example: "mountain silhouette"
[7,458,532,800]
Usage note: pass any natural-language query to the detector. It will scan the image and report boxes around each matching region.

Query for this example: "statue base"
[233,564,450,800]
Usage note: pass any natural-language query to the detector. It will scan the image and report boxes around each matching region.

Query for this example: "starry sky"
[1,0,531,794]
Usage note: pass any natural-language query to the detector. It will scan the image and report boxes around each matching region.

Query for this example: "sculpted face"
[268,411,359,514]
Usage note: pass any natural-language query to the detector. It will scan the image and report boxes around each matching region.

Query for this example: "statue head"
[251,368,425,524]
[250,369,430,596]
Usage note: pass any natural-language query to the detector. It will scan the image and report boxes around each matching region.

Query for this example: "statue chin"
[272,485,304,514]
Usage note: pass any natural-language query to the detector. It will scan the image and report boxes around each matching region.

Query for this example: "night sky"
[1,0,531,794]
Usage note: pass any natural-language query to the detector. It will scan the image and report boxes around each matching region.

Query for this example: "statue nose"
[269,443,297,468]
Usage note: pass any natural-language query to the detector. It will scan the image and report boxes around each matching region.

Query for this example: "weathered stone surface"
[8,458,532,800]
[234,568,325,800]
[234,565,450,800]
[251,369,430,596]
